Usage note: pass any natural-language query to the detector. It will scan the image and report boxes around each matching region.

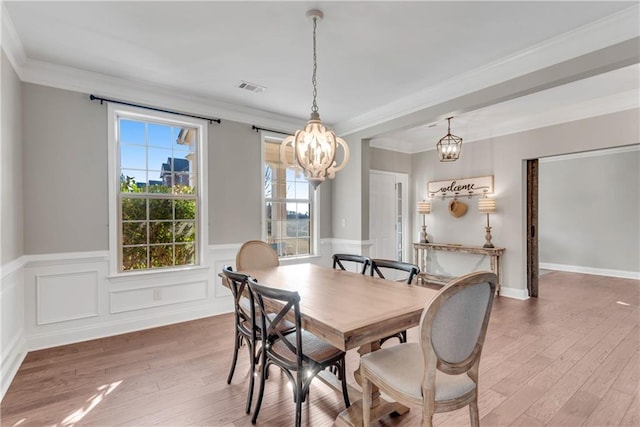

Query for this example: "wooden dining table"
[237,262,439,427]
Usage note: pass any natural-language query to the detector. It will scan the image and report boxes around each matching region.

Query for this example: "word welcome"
[427,176,494,198]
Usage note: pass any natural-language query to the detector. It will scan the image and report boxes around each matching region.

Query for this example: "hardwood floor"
[1,271,638,426]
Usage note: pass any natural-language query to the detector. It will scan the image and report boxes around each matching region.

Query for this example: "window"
[108,105,207,273]
[263,136,314,257]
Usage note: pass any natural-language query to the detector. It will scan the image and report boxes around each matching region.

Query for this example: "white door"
[369,171,409,262]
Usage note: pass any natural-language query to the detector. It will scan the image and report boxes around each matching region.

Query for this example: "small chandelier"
[281,9,349,189]
[436,116,463,162]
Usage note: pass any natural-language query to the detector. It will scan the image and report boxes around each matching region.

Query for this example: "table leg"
[334,342,409,427]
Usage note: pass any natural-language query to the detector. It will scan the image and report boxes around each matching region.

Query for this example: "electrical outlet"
[153,289,162,301]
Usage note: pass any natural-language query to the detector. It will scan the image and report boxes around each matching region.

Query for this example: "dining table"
[236,262,439,427]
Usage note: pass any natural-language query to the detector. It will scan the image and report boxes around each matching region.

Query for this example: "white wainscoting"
[0,257,27,400]
[1,239,375,400]
[36,270,99,325]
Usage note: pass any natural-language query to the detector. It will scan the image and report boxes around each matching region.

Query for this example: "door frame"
[369,170,410,262]
[526,159,539,297]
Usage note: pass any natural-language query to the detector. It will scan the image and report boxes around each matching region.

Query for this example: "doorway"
[369,170,409,262]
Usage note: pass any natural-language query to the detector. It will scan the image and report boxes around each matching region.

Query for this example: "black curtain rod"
[252,125,292,136]
[89,95,221,124]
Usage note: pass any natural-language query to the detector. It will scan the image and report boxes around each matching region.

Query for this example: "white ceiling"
[3,1,639,152]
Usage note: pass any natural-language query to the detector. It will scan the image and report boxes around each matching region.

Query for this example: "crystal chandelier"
[436,117,463,162]
[280,9,349,189]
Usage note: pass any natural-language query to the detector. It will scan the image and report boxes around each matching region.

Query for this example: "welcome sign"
[428,175,494,198]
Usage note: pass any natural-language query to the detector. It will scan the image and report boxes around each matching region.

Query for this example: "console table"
[413,243,505,295]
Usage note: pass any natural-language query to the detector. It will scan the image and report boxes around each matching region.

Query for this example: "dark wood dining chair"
[332,253,371,274]
[247,277,350,427]
[370,259,420,344]
[361,272,497,427]
[221,265,294,415]
[371,258,420,284]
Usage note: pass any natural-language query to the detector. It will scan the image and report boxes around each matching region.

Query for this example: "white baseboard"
[1,332,26,401]
[499,287,529,300]
[540,263,640,280]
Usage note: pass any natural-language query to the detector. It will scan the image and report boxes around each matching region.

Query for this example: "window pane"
[122,246,147,270]
[175,221,195,243]
[175,199,196,220]
[150,245,174,268]
[121,145,147,170]
[116,112,200,273]
[297,238,310,255]
[175,243,196,265]
[148,123,172,149]
[263,140,312,259]
[149,199,173,220]
[122,222,147,245]
[295,182,309,199]
[149,221,173,244]
[149,147,173,176]
[120,170,147,192]
[121,197,147,221]
[120,119,145,145]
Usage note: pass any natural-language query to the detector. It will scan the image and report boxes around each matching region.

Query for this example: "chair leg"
[338,360,351,408]
[295,385,303,427]
[401,330,407,343]
[469,393,480,427]
[226,332,241,384]
[362,372,371,427]
[245,340,256,414]
[251,358,267,424]
[422,402,434,427]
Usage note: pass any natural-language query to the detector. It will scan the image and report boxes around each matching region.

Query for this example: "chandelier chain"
[311,16,318,113]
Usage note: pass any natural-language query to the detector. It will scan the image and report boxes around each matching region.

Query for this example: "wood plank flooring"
[1,271,638,426]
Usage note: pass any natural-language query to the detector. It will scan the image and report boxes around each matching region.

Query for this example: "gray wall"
[21,83,333,252]
[370,147,412,174]
[406,109,639,293]
[23,84,108,254]
[539,148,640,272]
[1,50,24,263]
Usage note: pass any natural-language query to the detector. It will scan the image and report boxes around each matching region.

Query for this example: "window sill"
[279,254,322,264]
[107,265,210,282]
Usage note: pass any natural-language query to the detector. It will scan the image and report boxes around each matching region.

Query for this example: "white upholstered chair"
[360,271,497,427]
[235,240,279,271]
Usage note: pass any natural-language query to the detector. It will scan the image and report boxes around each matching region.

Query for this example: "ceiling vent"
[237,80,266,93]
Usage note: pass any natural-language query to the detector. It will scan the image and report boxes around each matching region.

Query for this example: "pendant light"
[436,116,463,162]
[280,9,349,189]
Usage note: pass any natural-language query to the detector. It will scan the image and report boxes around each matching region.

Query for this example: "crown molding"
[377,90,639,155]
[1,2,26,68]
[3,4,638,137]
[17,58,303,131]
[334,4,640,137]
[539,144,639,163]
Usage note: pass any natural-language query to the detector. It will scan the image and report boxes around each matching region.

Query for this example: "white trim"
[261,132,319,258]
[334,5,640,136]
[539,144,639,163]
[540,263,640,280]
[370,170,410,262]
[499,287,530,300]
[3,3,637,140]
[0,332,26,401]
[18,58,303,134]
[0,2,26,70]
[24,251,109,268]
[0,255,27,280]
[106,104,208,277]
[36,270,100,325]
